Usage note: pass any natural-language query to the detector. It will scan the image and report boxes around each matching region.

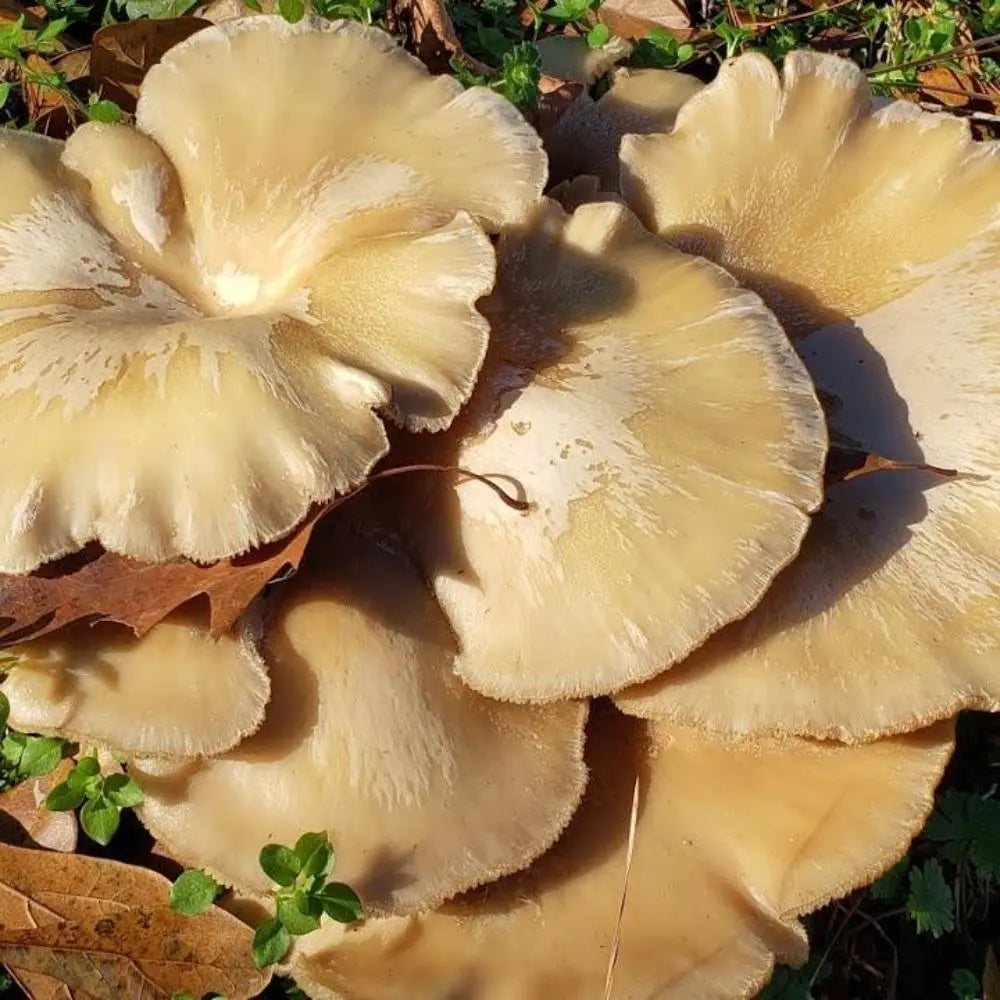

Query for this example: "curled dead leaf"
[89,16,210,111]
[597,0,690,39]
[0,505,324,646]
[825,445,959,488]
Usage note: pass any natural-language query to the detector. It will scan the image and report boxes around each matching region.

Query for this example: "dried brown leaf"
[0,761,77,853]
[89,16,210,110]
[985,945,1000,1000]
[597,0,689,39]
[0,842,269,1000]
[389,0,492,75]
[0,506,323,646]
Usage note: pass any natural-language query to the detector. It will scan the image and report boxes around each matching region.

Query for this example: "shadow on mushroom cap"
[132,529,588,916]
[384,197,826,702]
[614,50,1000,741]
[290,703,953,1000]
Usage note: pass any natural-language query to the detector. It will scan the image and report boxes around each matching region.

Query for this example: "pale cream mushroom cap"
[535,34,632,84]
[0,17,546,573]
[616,50,1000,740]
[290,706,953,1000]
[133,535,588,914]
[1,611,268,757]
[548,67,703,187]
[395,198,825,702]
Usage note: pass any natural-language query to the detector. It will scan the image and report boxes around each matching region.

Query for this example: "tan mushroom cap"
[133,535,588,915]
[548,67,703,188]
[396,198,825,702]
[0,17,546,574]
[536,34,632,84]
[290,705,953,1000]
[1,610,268,757]
[616,50,1000,740]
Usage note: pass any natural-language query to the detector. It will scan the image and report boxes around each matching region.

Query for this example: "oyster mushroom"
[548,67,703,188]
[132,533,588,915]
[0,16,545,574]
[535,34,632,85]
[290,704,953,1000]
[1,610,267,758]
[614,50,1000,740]
[394,197,826,702]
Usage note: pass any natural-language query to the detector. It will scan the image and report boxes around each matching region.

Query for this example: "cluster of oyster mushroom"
[0,14,998,999]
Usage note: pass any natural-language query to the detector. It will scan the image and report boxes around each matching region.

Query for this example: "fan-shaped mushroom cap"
[133,536,587,915]
[0,17,545,574]
[616,50,1000,740]
[1,611,267,757]
[290,705,953,1000]
[548,68,702,187]
[396,198,825,702]
[536,34,632,84]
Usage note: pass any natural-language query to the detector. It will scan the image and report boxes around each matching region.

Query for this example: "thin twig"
[867,31,1000,77]
[604,776,640,1000]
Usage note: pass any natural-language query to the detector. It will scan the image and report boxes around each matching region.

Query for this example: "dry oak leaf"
[0,842,269,1000]
[0,760,77,853]
[89,17,211,112]
[597,0,689,40]
[0,505,322,646]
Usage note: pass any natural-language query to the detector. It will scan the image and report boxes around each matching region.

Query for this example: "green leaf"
[19,737,64,778]
[0,691,8,731]
[170,869,220,916]
[278,0,305,21]
[260,843,301,887]
[1,732,26,769]
[924,791,1000,880]
[45,780,86,812]
[67,756,101,790]
[496,42,541,109]
[317,882,363,923]
[869,858,909,902]
[252,917,291,969]
[757,957,828,999]
[0,81,12,112]
[906,859,955,937]
[123,0,196,16]
[243,0,263,10]
[103,772,144,808]
[585,22,610,47]
[80,796,120,846]
[86,97,122,123]
[276,889,322,936]
[951,968,980,1000]
[294,831,335,879]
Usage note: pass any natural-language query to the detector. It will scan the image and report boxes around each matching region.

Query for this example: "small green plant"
[253,831,363,968]
[631,27,694,69]
[951,968,981,1000]
[45,754,144,845]
[169,831,363,971]
[170,867,223,915]
[906,858,955,938]
[452,41,542,109]
[0,689,69,791]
